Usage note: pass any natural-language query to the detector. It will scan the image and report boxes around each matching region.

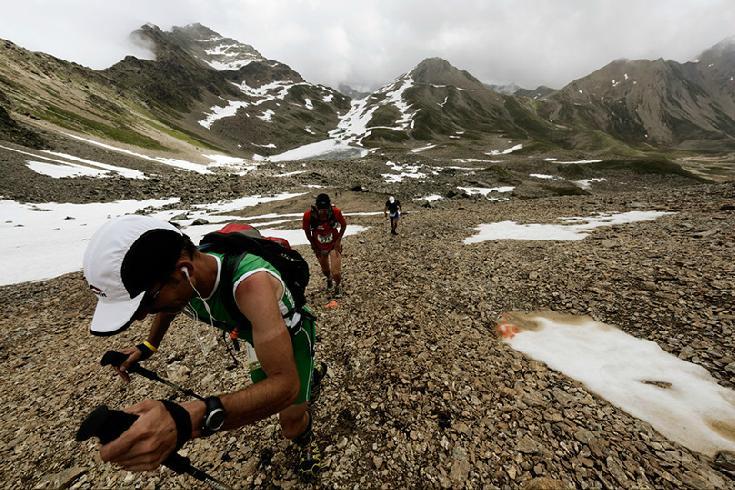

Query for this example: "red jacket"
[302,206,346,250]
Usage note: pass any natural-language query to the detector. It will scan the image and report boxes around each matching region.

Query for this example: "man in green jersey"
[82,215,321,477]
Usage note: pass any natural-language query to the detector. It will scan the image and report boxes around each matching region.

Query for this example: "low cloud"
[1,0,733,90]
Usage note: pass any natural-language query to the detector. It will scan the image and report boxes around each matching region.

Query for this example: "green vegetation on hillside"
[147,120,225,151]
[41,105,169,151]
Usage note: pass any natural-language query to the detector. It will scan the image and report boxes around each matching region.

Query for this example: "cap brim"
[89,291,145,336]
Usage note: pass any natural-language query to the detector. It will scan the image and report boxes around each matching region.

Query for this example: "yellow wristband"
[143,340,158,353]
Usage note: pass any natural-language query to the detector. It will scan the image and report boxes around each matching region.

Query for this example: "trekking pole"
[76,405,231,490]
[101,350,205,401]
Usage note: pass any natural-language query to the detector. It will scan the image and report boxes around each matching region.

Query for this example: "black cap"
[315,193,331,209]
[120,229,186,298]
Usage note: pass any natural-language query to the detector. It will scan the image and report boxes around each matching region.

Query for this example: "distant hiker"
[384,195,401,235]
[302,193,347,297]
[82,216,325,478]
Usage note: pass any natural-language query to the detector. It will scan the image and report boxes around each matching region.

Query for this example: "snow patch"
[414,194,443,202]
[258,109,275,122]
[556,159,602,164]
[204,59,253,71]
[486,144,522,156]
[26,160,109,179]
[0,144,146,179]
[0,198,178,285]
[382,160,427,183]
[265,139,367,162]
[199,100,249,129]
[464,211,673,243]
[411,144,436,153]
[499,311,735,457]
[458,186,514,197]
[573,178,606,190]
[64,134,212,174]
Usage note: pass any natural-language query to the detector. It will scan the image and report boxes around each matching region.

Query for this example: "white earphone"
[181,267,189,278]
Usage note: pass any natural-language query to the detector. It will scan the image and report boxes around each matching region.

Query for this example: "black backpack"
[199,230,310,330]
[309,205,338,229]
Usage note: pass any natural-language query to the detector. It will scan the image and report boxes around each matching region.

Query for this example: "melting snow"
[0,144,146,179]
[199,100,249,129]
[258,109,275,122]
[26,160,109,179]
[411,144,436,153]
[204,59,253,71]
[382,161,427,183]
[322,94,334,103]
[330,76,416,145]
[329,97,379,144]
[304,99,313,110]
[0,198,178,285]
[64,134,212,174]
[202,154,259,175]
[458,186,514,197]
[573,178,606,190]
[274,170,308,177]
[486,144,523,156]
[529,174,559,180]
[414,194,443,202]
[464,210,673,243]
[556,159,603,164]
[41,150,146,179]
[498,311,735,457]
[263,139,367,162]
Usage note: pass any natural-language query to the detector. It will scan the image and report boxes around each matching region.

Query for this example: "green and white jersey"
[184,251,301,346]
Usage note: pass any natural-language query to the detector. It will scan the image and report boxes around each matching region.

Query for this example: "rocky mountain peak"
[410,57,485,90]
[696,35,735,65]
[174,22,219,38]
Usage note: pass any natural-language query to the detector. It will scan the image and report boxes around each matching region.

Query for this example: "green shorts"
[249,308,316,404]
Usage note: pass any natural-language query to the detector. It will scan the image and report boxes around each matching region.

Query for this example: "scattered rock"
[34,467,86,489]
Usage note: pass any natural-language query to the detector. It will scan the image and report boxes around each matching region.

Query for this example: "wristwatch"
[201,396,226,436]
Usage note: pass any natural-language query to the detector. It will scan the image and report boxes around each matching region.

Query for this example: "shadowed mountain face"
[539,43,735,151]
[0,96,45,149]
[0,25,734,158]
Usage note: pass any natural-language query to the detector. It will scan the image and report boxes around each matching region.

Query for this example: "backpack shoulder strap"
[218,251,251,330]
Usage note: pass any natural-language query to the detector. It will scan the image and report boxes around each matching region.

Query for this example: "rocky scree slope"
[0,180,734,489]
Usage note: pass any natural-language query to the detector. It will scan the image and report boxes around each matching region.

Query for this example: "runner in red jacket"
[302,193,347,297]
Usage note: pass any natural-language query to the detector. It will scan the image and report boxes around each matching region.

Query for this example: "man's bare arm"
[184,272,300,436]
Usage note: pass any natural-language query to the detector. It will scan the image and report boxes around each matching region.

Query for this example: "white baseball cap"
[83,215,183,336]
[388,196,395,203]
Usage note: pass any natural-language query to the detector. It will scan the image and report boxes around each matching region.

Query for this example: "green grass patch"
[147,120,225,151]
[368,105,402,128]
[366,128,410,142]
[43,105,169,151]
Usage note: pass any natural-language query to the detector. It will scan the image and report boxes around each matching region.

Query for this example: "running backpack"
[199,224,310,329]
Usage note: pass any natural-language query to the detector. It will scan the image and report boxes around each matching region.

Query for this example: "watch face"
[206,408,226,431]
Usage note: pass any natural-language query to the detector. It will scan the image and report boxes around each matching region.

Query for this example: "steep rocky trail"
[1,181,734,489]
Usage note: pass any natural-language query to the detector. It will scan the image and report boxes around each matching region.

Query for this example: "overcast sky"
[2,0,734,91]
